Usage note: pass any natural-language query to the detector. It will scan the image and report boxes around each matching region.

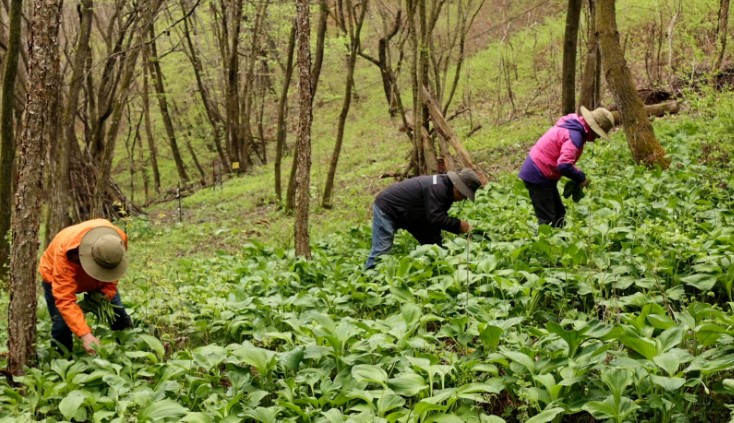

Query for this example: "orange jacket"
[39,219,128,337]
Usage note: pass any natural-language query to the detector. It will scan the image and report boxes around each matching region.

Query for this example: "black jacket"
[374,174,461,245]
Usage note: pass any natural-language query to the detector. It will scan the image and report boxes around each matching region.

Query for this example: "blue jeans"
[43,282,132,353]
[365,205,398,269]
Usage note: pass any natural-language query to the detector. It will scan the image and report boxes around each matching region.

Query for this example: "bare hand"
[460,220,471,234]
[81,333,100,354]
[580,178,591,188]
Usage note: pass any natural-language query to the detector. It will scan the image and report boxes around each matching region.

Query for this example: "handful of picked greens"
[562,180,585,202]
[78,291,120,326]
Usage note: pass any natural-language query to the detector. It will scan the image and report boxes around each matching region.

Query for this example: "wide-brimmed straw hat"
[447,168,482,201]
[580,106,615,140]
[79,227,128,282]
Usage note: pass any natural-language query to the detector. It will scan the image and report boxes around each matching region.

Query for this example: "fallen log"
[610,101,679,124]
[421,86,489,185]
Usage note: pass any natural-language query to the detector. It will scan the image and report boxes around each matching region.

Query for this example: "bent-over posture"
[365,168,482,269]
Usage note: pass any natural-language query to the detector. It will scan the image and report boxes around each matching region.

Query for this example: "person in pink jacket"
[518,106,614,227]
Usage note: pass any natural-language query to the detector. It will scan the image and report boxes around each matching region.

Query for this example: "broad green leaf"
[653,351,682,376]
[646,313,675,330]
[525,407,564,423]
[243,406,278,423]
[279,346,304,373]
[59,390,86,421]
[681,273,717,291]
[137,334,165,361]
[479,325,503,350]
[583,395,639,420]
[387,372,428,396]
[424,413,465,423]
[377,390,405,415]
[230,344,275,375]
[180,412,212,423]
[620,335,657,360]
[320,408,345,423]
[501,350,535,374]
[650,375,686,391]
[656,326,684,352]
[457,380,505,396]
[137,399,188,422]
[353,364,388,386]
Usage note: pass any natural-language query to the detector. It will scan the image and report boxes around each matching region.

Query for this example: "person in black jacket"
[365,168,482,269]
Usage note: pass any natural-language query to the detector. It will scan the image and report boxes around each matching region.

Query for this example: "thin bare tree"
[322,0,367,209]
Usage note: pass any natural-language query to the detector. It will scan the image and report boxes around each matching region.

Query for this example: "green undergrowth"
[3,94,734,421]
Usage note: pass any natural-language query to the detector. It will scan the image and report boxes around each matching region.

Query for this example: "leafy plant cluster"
[2,114,734,422]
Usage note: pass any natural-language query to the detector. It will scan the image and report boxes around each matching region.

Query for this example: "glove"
[562,180,585,203]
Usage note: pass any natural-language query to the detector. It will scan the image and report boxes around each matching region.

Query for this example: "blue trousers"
[43,282,132,353]
[365,204,397,269]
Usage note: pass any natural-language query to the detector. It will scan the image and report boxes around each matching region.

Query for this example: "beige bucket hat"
[447,168,482,201]
[580,106,615,140]
[79,226,128,282]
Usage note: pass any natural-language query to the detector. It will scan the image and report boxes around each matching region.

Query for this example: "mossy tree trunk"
[597,0,670,168]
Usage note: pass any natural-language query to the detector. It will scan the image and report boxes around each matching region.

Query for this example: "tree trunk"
[0,0,23,281]
[141,43,162,194]
[225,0,244,172]
[294,0,313,259]
[146,26,189,183]
[715,0,731,71]
[322,0,367,210]
[597,0,670,168]
[578,0,600,110]
[286,0,327,212]
[8,0,63,376]
[561,0,582,114]
[47,0,94,244]
[274,25,296,205]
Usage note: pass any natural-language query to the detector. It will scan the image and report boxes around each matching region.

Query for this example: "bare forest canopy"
[0,0,730,230]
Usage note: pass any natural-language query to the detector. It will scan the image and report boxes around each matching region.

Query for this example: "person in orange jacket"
[40,218,133,354]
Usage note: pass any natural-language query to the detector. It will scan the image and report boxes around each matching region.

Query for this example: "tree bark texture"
[578,0,600,110]
[597,0,670,168]
[8,0,64,375]
[294,0,313,259]
[0,0,23,281]
[287,0,328,212]
[561,0,582,114]
[225,0,244,172]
